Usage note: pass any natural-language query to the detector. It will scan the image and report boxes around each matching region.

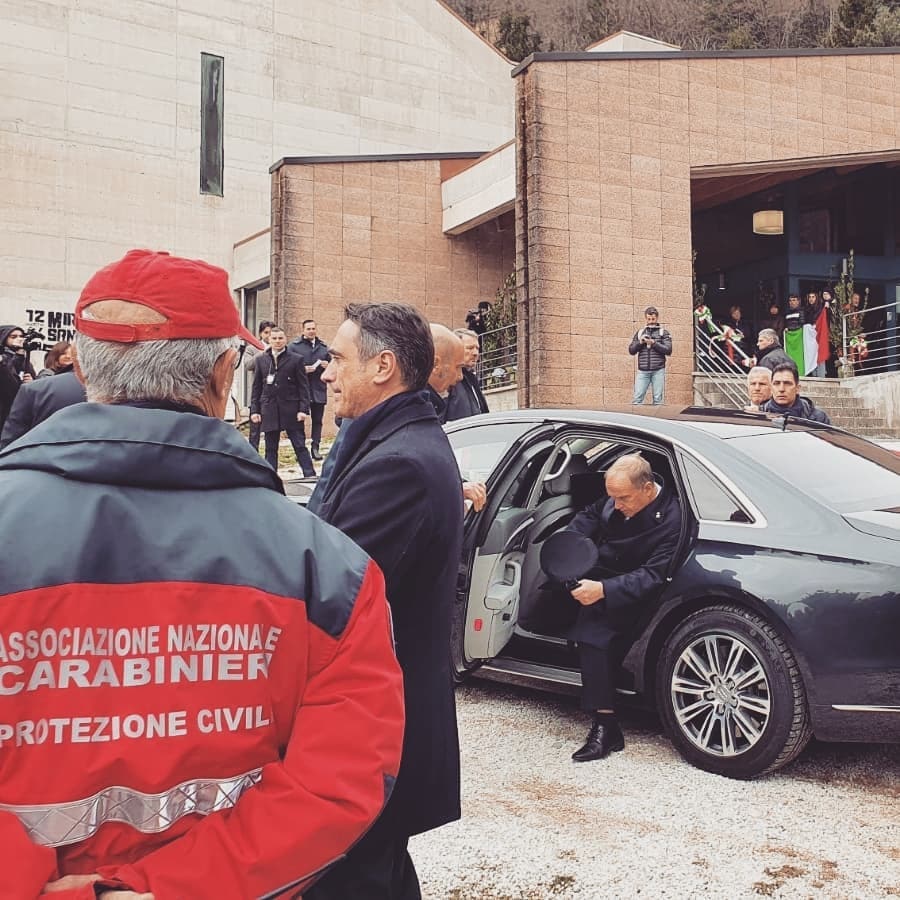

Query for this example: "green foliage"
[481,272,518,388]
[484,272,517,332]
[828,250,869,377]
[495,12,543,61]
[827,0,878,45]
[581,0,620,46]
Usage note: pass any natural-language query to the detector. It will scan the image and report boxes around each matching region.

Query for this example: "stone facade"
[271,157,515,342]
[515,50,900,408]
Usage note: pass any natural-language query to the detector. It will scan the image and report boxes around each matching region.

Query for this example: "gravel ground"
[411,682,900,899]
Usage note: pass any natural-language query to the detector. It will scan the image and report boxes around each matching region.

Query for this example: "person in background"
[36,341,74,378]
[244,320,275,453]
[745,366,772,412]
[629,307,672,405]
[0,368,86,448]
[306,303,465,900]
[250,326,315,478]
[446,327,489,421]
[805,291,829,377]
[424,324,466,424]
[0,326,37,431]
[782,294,806,373]
[288,319,331,461]
[760,301,785,341]
[750,329,793,372]
[720,304,751,359]
[0,250,403,900]
[760,362,832,423]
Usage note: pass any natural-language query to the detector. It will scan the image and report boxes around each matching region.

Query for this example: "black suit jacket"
[0,371,86,449]
[249,349,310,432]
[445,369,489,421]
[308,390,463,837]
[567,482,681,648]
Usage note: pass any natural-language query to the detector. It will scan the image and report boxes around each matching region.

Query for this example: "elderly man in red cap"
[0,250,404,900]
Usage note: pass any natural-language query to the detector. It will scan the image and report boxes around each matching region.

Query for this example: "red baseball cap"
[76,250,264,350]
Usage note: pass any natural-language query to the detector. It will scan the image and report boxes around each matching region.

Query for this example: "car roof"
[446,405,827,443]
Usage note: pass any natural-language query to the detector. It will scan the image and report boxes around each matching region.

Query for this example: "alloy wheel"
[670,633,772,757]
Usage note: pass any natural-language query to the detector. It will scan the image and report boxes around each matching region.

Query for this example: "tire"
[656,604,812,779]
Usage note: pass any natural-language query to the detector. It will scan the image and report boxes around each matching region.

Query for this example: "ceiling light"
[753,210,783,235]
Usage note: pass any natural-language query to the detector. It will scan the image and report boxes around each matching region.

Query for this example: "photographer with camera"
[628,307,672,406]
[0,325,40,431]
[464,301,490,338]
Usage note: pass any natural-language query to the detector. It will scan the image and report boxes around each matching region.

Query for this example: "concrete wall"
[1,0,514,339]
[847,371,900,429]
[271,158,516,341]
[516,51,900,408]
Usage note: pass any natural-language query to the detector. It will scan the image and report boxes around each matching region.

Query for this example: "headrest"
[544,452,590,497]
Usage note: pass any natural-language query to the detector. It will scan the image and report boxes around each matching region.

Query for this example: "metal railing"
[478,323,517,391]
[694,317,753,410]
[840,300,900,377]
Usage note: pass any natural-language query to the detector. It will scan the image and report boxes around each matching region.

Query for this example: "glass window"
[200,53,224,196]
[728,431,900,513]
[681,454,752,523]
[447,421,533,483]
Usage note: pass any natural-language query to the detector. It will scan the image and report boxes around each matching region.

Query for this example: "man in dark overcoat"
[446,327,489,421]
[304,302,464,900]
[0,369,86,448]
[288,318,330,460]
[250,326,315,476]
[565,454,681,762]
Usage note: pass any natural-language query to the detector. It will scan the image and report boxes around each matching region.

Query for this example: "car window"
[728,431,900,513]
[447,421,533,483]
[680,454,753,523]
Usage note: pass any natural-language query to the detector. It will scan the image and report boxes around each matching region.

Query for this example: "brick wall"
[517,51,900,408]
[272,158,514,340]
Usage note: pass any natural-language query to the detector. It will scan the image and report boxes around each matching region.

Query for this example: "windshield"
[728,430,900,513]
[446,421,534,483]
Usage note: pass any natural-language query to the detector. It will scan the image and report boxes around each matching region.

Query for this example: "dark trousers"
[304,829,421,900]
[309,402,325,449]
[579,638,626,712]
[248,419,261,451]
[264,424,315,477]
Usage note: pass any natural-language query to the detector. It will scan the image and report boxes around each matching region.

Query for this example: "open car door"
[453,429,559,677]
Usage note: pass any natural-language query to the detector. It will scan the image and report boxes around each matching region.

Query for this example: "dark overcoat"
[0,371,86,449]
[288,336,331,405]
[250,349,310,432]
[567,482,681,648]
[446,369,489,421]
[308,390,463,838]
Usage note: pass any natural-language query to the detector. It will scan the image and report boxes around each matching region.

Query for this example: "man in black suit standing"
[249,326,315,477]
[305,303,464,900]
[288,319,330,460]
[446,327,489,421]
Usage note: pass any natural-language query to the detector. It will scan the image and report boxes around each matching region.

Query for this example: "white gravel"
[411,682,900,899]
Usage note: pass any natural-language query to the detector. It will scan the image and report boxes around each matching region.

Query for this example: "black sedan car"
[445,407,900,779]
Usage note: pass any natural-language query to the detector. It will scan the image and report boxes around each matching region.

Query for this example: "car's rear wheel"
[657,604,812,779]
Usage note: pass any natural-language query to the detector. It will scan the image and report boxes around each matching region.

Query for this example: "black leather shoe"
[571,720,625,762]
[310,447,323,461]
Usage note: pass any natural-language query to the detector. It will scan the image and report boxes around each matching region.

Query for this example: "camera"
[23,329,45,352]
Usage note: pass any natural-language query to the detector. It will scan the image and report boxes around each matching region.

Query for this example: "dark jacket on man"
[307,390,463,838]
[0,370,86,449]
[445,369,489,421]
[250,347,311,432]
[424,384,448,424]
[760,396,831,424]
[288,336,331,405]
[756,342,793,372]
[628,326,672,371]
[566,481,681,648]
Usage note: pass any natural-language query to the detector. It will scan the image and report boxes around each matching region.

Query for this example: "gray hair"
[757,328,779,346]
[606,453,653,487]
[74,333,235,404]
[454,328,479,340]
[747,366,772,382]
